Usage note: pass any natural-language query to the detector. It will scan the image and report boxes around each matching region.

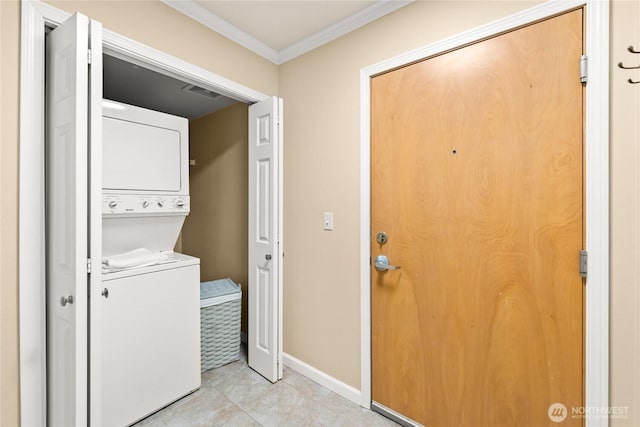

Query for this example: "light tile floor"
[134,346,397,427]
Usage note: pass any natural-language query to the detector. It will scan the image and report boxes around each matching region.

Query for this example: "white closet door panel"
[248,96,283,383]
[88,17,104,427]
[46,12,90,427]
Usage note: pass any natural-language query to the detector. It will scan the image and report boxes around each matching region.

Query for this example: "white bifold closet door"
[248,96,284,383]
[46,12,102,427]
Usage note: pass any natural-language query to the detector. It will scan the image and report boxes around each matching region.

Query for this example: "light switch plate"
[323,212,333,231]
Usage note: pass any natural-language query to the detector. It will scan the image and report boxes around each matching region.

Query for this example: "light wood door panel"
[371,10,584,427]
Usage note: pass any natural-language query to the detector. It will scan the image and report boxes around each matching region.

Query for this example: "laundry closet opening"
[22,8,282,424]
[103,53,252,338]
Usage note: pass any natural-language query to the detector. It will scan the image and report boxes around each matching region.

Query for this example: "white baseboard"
[282,353,362,406]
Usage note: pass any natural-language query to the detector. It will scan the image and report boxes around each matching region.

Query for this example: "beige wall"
[610,1,640,426]
[0,1,277,424]
[280,0,540,389]
[1,1,21,425]
[182,103,249,334]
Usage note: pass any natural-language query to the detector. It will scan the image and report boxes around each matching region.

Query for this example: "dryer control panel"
[103,194,190,216]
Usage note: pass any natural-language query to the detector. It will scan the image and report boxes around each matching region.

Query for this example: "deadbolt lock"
[376,231,388,245]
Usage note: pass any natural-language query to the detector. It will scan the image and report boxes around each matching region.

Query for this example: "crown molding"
[161,0,280,63]
[279,0,413,63]
[161,0,414,65]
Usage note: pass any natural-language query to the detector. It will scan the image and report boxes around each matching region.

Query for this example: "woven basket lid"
[200,278,240,300]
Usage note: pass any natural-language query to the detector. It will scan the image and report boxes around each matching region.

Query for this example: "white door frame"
[359,1,609,426]
[19,1,280,424]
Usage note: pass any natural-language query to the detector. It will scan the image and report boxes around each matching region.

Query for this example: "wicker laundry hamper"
[199,278,241,371]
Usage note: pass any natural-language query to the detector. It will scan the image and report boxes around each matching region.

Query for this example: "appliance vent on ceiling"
[181,84,222,100]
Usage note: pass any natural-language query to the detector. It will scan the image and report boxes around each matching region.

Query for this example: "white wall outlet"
[323,212,334,231]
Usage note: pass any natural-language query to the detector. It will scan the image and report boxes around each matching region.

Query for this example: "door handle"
[374,255,401,271]
[60,295,74,307]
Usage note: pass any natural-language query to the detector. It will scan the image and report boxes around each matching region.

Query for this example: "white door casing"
[248,96,283,383]
[46,12,100,426]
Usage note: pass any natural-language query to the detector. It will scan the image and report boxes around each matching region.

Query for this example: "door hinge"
[580,250,588,278]
[87,258,92,274]
[580,55,588,83]
[87,49,92,64]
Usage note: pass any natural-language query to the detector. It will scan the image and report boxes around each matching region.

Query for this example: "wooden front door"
[371,9,584,427]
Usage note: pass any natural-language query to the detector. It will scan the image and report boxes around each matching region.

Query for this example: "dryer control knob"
[142,200,150,208]
[157,200,164,208]
[175,199,185,209]
[108,201,118,209]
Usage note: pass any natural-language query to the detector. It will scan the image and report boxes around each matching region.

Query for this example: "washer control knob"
[157,200,164,208]
[108,200,118,209]
[142,200,150,208]
[175,199,185,209]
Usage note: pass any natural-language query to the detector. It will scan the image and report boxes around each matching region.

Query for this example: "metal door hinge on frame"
[87,258,92,274]
[580,55,588,83]
[580,250,588,278]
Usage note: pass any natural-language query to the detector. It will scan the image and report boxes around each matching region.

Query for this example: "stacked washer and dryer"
[99,100,200,426]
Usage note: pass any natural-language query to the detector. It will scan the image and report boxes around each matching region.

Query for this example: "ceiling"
[103,1,415,118]
[103,54,237,120]
[195,1,377,51]
[161,0,413,64]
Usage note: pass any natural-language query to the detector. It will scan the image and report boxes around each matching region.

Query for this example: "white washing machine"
[100,100,200,426]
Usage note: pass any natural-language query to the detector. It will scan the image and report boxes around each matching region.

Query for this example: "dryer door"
[102,101,189,195]
[103,117,182,192]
